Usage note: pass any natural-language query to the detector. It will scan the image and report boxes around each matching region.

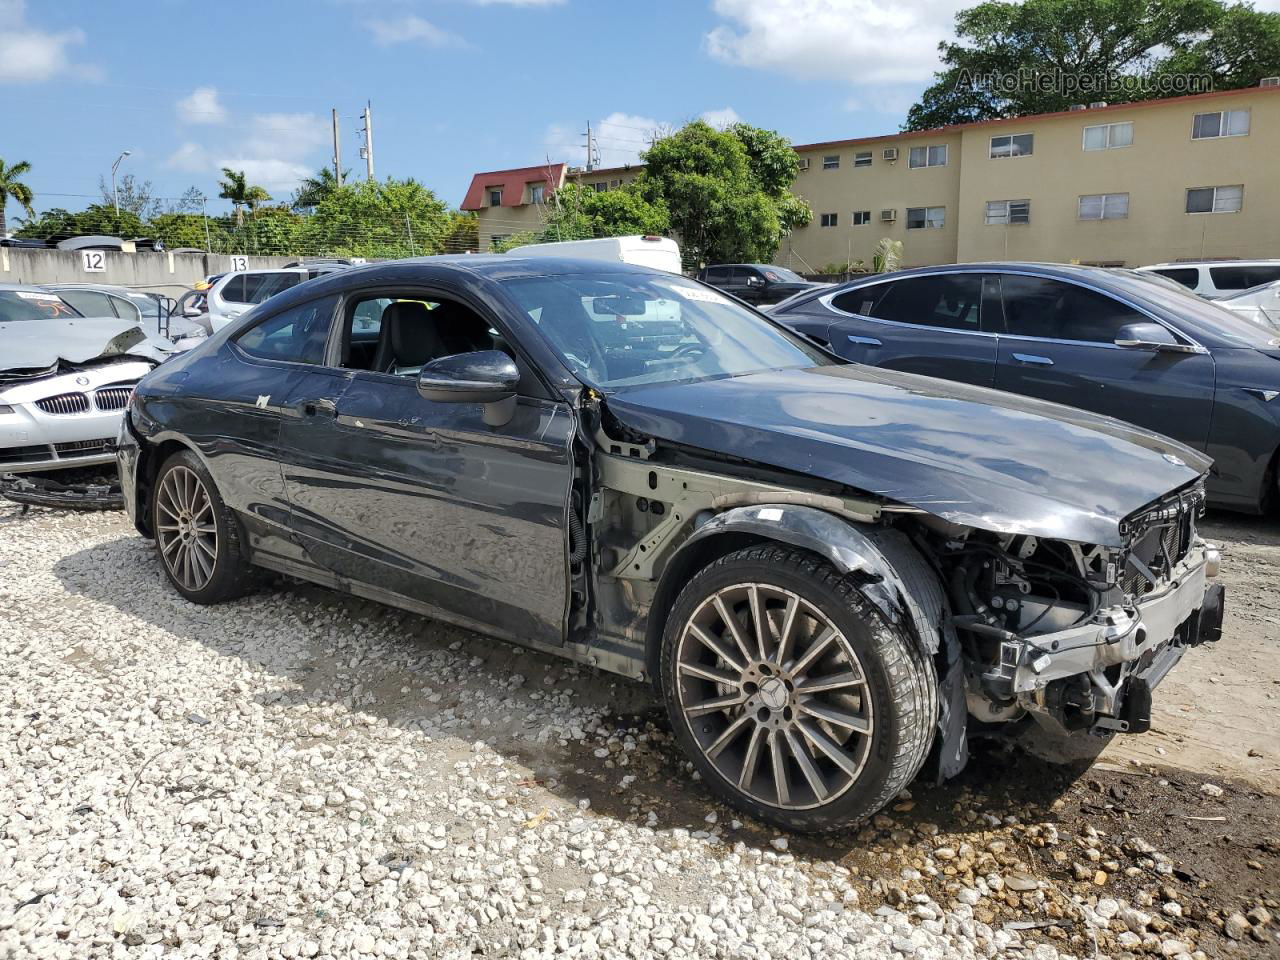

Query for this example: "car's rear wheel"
[152,449,254,604]
[660,544,936,833]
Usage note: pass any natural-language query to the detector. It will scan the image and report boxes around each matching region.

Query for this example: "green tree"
[903,0,1248,130]
[292,167,350,211]
[639,120,809,267]
[1156,2,1280,90]
[303,177,451,258]
[15,203,143,240]
[98,173,161,220]
[0,157,35,237]
[217,167,270,225]
[441,211,479,253]
[539,182,669,242]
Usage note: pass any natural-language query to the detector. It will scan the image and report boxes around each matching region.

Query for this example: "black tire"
[151,449,256,604]
[660,544,937,833]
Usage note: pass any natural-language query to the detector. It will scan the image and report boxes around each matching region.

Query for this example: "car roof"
[0,282,61,293]
[1138,259,1280,269]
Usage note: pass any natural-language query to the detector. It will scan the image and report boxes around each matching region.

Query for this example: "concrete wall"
[0,248,295,293]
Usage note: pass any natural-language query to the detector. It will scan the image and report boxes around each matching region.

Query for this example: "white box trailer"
[506,236,682,274]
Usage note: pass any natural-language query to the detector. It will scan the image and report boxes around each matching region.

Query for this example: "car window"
[999,275,1149,343]
[1152,268,1200,288]
[864,274,984,331]
[56,289,118,318]
[339,294,502,380]
[830,282,895,317]
[0,290,82,322]
[225,272,302,305]
[704,267,730,283]
[1209,264,1280,291]
[764,267,803,283]
[502,272,828,390]
[108,294,143,322]
[234,295,338,364]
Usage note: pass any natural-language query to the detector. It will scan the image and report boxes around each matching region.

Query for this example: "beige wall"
[780,133,963,271]
[475,203,546,251]
[955,91,1280,265]
[780,89,1280,272]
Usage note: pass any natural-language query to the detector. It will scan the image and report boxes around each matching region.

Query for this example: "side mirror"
[417,349,520,426]
[1114,321,1201,353]
[746,276,765,287]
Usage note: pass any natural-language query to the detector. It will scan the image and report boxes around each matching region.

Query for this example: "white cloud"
[0,0,92,84]
[167,112,330,193]
[706,0,964,87]
[545,112,665,169]
[468,0,565,5]
[176,86,227,124]
[367,15,466,47]
[700,106,741,129]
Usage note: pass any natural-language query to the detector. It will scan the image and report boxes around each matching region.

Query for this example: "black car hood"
[604,364,1210,546]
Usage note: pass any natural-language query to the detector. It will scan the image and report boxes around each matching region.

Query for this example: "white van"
[1135,260,1280,298]
[1214,279,1280,330]
[507,236,682,274]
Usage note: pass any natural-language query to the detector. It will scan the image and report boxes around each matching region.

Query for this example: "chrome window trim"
[815,267,1207,351]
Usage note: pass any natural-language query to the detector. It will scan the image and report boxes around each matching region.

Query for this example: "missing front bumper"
[970,546,1221,736]
[0,470,124,511]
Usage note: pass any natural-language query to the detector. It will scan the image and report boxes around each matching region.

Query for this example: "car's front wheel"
[660,544,936,833]
[152,449,254,604]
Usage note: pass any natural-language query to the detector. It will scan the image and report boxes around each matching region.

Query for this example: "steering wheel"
[670,342,708,362]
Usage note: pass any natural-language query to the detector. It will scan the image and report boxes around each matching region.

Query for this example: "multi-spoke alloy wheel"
[151,450,254,604]
[156,465,218,592]
[661,545,937,832]
[675,582,874,810]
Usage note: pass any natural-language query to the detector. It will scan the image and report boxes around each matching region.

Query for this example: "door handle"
[302,397,338,417]
[847,335,882,347]
[1012,353,1054,366]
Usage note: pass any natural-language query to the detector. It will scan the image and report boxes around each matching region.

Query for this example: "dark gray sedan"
[117,256,1222,832]
[771,263,1280,512]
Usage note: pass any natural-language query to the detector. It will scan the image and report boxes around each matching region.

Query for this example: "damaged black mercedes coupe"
[117,257,1224,831]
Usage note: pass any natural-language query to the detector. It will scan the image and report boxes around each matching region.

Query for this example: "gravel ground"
[1,504,1276,959]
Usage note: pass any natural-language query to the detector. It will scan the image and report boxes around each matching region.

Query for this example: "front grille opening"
[0,444,53,464]
[94,386,133,411]
[53,438,115,456]
[35,392,90,415]
[1123,484,1200,597]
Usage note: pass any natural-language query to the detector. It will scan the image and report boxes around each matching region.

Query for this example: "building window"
[487,188,503,206]
[1078,193,1129,220]
[989,134,1033,158]
[854,152,872,167]
[591,182,608,193]
[529,184,545,204]
[609,179,621,188]
[1186,184,1243,214]
[822,155,840,170]
[908,145,948,168]
[1192,110,1249,140]
[820,212,839,227]
[851,210,871,225]
[1082,121,1133,151]
[985,199,1030,224]
[905,206,945,229]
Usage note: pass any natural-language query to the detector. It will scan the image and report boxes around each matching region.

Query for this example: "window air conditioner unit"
[881,147,899,162]
[1069,103,1088,111]
[1089,101,1108,109]
[797,157,810,170]
[880,209,897,222]
[1261,77,1280,88]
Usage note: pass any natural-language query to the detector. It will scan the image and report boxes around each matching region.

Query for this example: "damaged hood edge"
[602,365,1210,548]
[0,317,172,374]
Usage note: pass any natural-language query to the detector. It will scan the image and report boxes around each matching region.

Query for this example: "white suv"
[204,269,310,332]
[1135,260,1280,298]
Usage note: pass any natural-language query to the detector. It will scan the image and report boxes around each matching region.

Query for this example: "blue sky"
[4,0,977,218]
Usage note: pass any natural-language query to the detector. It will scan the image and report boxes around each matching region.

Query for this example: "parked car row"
[117,254,1224,832]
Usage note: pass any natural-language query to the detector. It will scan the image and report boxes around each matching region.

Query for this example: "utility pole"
[111,150,131,214]
[359,101,375,182]
[584,122,595,172]
[332,108,343,186]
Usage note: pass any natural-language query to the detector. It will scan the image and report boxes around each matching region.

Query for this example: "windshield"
[503,272,829,389]
[1219,279,1280,302]
[763,267,804,283]
[0,290,82,322]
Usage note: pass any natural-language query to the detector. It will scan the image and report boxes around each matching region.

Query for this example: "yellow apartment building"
[463,85,1280,269]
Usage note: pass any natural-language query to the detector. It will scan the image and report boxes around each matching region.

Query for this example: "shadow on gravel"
[53,532,1106,858]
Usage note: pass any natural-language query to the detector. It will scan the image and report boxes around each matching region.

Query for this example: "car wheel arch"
[133,432,208,537]
[644,504,948,685]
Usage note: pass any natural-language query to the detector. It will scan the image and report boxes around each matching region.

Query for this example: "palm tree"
[0,158,35,238]
[218,168,270,225]
[218,168,248,225]
[292,167,348,211]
